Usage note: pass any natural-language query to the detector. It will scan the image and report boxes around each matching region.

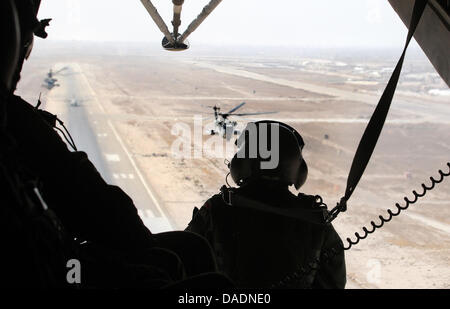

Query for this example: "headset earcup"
[230,155,245,186]
[230,155,261,186]
[295,159,308,190]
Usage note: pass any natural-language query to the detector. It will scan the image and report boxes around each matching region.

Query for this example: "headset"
[229,120,308,190]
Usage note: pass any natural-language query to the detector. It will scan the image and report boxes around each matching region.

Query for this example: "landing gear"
[162,35,189,51]
[141,0,223,51]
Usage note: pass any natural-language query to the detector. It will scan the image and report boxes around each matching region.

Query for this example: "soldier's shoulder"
[7,95,51,125]
[10,94,34,107]
[6,95,33,114]
[205,193,227,208]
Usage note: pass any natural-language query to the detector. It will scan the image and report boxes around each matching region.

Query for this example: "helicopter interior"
[16,0,450,288]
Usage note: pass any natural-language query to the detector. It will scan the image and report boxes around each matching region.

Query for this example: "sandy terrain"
[17,43,450,288]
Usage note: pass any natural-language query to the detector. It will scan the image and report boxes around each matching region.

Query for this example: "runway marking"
[112,173,135,180]
[105,154,121,162]
[97,133,108,138]
[106,119,170,219]
[406,212,450,234]
[138,209,153,218]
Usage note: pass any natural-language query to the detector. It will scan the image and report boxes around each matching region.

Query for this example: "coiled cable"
[343,162,450,250]
[273,162,450,288]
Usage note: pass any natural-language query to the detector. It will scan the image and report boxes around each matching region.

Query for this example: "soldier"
[187,120,347,288]
[4,0,229,288]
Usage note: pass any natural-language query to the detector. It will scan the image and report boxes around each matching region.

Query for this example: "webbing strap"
[221,186,328,225]
[327,0,428,222]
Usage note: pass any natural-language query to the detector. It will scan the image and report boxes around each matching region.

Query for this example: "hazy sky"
[36,0,409,48]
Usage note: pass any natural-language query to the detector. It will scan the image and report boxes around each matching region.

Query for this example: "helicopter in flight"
[207,102,277,139]
[42,67,69,90]
[42,69,59,90]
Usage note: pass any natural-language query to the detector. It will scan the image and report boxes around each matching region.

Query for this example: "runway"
[44,64,173,233]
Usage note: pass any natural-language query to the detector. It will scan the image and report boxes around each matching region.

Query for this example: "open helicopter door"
[140,0,223,51]
[276,1,449,286]
[389,0,450,86]
[327,0,430,223]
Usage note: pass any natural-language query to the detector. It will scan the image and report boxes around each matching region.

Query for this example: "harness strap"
[328,0,428,223]
[220,186,328,225]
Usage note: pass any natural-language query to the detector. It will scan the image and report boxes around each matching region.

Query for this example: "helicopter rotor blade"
[226,102,246,115]
[201,104,217,108]
[232,111,278,117]
[54,67,69,75]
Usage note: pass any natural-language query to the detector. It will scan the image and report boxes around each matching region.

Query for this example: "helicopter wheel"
[162,35,190,51]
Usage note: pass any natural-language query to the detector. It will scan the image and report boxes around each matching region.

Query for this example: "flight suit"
[0,92,72,287]
[186,183,347,288]
[6,95,154,252]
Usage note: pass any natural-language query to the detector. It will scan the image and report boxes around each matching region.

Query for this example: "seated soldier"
[186,121,346,288]
[3,0,230,288]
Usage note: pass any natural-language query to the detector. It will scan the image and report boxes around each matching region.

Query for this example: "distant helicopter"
[69,98,80,107]
[207,102,277,139]
[42,67,70,90]
[67,96,89,108]
[43,69,59,90]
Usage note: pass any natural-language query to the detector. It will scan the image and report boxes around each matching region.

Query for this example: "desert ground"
[17,42,449,288]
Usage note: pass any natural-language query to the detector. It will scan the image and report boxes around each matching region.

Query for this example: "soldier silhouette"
[187,121,346,288]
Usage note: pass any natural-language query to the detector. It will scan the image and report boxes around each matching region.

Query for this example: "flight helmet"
[229,120,308,189]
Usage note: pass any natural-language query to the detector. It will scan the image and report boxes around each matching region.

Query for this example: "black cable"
[54,126,76,151]
[225,172,232,187]
[34,96,78,151]
[56,118,78,151]
[272,245,341,288]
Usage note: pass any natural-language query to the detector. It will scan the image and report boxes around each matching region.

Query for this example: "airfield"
[17,42,449,289]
